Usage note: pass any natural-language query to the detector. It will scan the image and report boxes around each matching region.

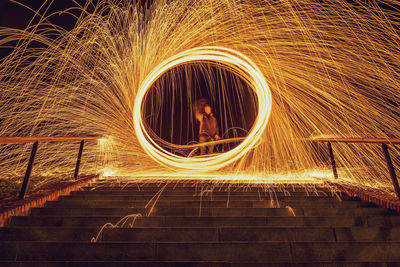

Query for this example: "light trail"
[134,46,271,171]
[0,0,400,191]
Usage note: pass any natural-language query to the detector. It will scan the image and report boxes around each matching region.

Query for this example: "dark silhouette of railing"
[0,136,101,199]
[314,138,400,199]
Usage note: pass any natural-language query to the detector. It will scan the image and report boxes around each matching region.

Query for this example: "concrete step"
[4,179,399,264]
[7,215,370,228]
[81,186,335,193]
[1,241,400,262]
[94,226,400,242]
[86,183,330,190]
[29,206,390,217]
[2,227,400,242]
[0,261,399,267]
[71,192,335,198]
[0,227,333,242]
[85,184,340,190]
[29,207,148,217]
[44,199,371,208]
[61,194,344,202]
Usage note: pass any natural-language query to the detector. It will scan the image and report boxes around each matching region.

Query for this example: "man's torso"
[200,114,218,137]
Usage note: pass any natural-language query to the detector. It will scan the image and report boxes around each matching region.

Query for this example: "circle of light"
[133,46,272,171]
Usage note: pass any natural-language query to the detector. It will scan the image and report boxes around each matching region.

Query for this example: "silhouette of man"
[196,103,221,155]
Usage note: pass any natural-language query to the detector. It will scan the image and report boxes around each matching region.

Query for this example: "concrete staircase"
[1,178,400,266]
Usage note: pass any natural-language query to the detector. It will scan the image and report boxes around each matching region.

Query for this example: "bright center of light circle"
[133,46,272,171]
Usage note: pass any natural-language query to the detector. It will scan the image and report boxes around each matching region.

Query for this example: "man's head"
[204,105,212,115]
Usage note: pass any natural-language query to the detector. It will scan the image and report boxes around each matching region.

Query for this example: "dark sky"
[0,0,83,59]
[0,1,82,29]
[0,1,153,59]
[0,0,150,29]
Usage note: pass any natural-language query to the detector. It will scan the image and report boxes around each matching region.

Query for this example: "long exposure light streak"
[134,46,271,170]
[0,0,400,191]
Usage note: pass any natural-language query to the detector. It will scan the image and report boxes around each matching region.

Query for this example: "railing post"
[381,143,400,199]
[327,142,338,179]
[74,140,85,180]
[19,141,39,199]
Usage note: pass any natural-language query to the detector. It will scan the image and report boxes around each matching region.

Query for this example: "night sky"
[0,1,83,59]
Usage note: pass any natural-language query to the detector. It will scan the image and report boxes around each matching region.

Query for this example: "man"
[197,104,221,155]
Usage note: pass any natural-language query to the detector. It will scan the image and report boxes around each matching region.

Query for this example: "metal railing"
[0,136,101,199]
[314,138,400,199]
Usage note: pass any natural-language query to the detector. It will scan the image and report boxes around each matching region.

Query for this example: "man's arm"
[195,112,203,122]
[197,114,203,136]
[214,119,221,140]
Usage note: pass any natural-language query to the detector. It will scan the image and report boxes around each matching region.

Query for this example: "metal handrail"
[0,136,102,199]
[0,136,100,144]
[314,137,400,199]
[313,137,400,144]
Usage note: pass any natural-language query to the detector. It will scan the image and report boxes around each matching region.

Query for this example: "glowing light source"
[134,47,272,171]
